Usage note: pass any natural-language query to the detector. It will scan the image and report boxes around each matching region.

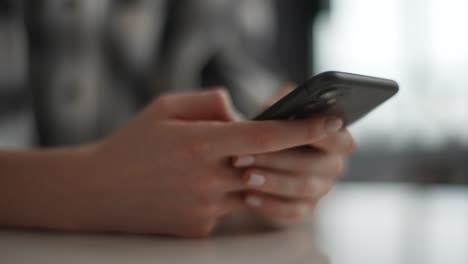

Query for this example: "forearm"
[0,145,97,230]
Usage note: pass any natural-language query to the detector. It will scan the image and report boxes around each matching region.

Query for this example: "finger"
[220,193,247,216]
[241,168,336,199]
[233,149,346,176]
[214,167,246,192]
[153,88,241,121]
[213,117,343,155]
[244,193,316,222]
[312,129,356,154]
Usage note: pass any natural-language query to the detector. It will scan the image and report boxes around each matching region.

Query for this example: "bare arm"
[0,146,97,230]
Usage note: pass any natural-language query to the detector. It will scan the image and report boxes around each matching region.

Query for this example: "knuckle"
[252,130,274,150]
[184,140,211,161]
[299,177,316,197]
[291,180,306,197]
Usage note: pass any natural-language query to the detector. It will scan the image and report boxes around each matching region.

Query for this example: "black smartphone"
[254,71,399,125]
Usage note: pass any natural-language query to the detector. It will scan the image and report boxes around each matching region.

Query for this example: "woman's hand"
[82,89,344,237]
[232,130,355,226]
[231,84,356,226]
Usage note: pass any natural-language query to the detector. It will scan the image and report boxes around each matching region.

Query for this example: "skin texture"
[0,89,355,237]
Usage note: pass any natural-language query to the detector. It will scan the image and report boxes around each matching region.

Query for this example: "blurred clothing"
[0,0,323,146]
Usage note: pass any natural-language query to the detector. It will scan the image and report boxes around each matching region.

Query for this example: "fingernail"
[246,195,262,207]
[325,118,343,133]
[247,173,265,187]
[233,155,255,167]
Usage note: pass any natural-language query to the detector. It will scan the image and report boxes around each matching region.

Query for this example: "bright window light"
[314,0,468,150]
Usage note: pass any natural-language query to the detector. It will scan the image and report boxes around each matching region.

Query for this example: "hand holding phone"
[254,71,399,125]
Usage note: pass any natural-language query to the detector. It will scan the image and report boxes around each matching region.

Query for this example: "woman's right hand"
[76,89,340,237]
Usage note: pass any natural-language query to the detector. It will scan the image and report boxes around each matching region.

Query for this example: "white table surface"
[1,183,467,264]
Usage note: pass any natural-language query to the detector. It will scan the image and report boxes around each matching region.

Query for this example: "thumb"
[152,88,242,121]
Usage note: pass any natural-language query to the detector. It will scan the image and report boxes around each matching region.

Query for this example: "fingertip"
[347,137,357,154]
[338,128,357,154]
[324,117,343,134]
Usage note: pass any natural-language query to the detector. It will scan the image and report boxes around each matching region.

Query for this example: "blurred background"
[314,0,468,184]
[0,0,467,263]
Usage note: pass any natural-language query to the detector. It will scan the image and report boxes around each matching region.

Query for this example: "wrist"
[49,143,107,231]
